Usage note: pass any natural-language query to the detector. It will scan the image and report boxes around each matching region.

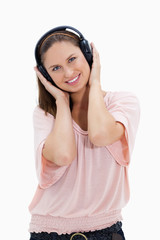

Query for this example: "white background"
[0,0,160,239]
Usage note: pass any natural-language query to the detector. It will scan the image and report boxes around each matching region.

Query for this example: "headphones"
[35,25,93,87]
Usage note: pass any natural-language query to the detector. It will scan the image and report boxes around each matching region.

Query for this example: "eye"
[52,66,61,71]
[68,57,76,63]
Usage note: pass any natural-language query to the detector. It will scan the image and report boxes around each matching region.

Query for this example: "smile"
[66,74,80,85]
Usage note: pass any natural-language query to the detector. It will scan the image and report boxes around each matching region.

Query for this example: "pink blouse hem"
[29,210,122,235]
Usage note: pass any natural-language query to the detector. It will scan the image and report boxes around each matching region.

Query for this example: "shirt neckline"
[72,119,88,135]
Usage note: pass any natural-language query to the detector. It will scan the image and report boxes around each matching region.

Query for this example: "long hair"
[37,31,80,117]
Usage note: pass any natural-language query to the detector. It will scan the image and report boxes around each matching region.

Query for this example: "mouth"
[65,74,80,85]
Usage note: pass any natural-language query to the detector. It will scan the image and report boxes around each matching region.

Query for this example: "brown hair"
[37,31,80,117]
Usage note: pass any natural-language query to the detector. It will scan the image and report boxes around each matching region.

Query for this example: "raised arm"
[35,69,76,166]
[88,44,125,146]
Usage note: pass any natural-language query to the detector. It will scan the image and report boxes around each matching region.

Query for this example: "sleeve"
[105,92,140,166]
[33,106,68,189]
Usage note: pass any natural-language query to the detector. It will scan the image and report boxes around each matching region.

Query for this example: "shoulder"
[104,91,140,108]
[33,106,54,119]
[104,91,140,125]
[33,106,54,128]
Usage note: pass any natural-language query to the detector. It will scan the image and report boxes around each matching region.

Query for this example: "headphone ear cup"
[38,65,54,84]
[80,39,93,68]
[37,65,61,89]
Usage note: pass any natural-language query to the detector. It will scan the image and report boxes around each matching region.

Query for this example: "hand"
[88,43,101,86]
[34,67,70,103]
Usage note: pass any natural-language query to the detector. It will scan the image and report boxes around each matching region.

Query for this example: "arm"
[43,96,77,166]
[88,44,125,146]
[35,68,76,166]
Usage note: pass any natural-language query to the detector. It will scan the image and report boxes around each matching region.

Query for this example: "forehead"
[43,41,81,65]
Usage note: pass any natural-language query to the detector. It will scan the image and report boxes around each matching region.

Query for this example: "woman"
[29,26,140,240]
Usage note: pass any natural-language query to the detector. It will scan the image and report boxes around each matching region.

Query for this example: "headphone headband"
[39,32,80,54]
[39,25,85,40]
[35,26,85,64]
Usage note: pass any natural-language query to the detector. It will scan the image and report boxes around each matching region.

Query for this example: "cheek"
[78,56,90,74]
[48,71,63,85]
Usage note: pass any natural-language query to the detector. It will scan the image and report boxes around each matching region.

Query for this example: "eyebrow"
[48,53,75,69]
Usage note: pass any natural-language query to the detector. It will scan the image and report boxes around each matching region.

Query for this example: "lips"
[66,74,80,85]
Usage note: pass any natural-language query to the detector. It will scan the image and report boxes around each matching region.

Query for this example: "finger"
[34,66,38,72]
[91,42,97,52]
[90,43,99,60]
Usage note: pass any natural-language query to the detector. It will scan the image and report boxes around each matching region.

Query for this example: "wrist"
[56,95,70,106]
[90,80,101,90]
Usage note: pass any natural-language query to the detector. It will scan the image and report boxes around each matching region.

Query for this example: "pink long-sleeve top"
[28,91,140,235]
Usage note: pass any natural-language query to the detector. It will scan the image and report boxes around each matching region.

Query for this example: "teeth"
[67,75,79,83]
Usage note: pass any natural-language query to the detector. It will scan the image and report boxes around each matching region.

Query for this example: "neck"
[70,86,89,111]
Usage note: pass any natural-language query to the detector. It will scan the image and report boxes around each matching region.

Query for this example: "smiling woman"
[36,29,87,116]
[29,26,140,240]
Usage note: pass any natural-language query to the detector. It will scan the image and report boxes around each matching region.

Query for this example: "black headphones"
[35,25,93,87]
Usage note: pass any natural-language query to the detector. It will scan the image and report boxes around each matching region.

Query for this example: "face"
[43,41,90,92]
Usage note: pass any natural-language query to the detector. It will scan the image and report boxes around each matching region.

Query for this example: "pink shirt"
[28,91,140,234]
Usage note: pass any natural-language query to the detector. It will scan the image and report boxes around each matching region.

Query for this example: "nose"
[63,66,74,78]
